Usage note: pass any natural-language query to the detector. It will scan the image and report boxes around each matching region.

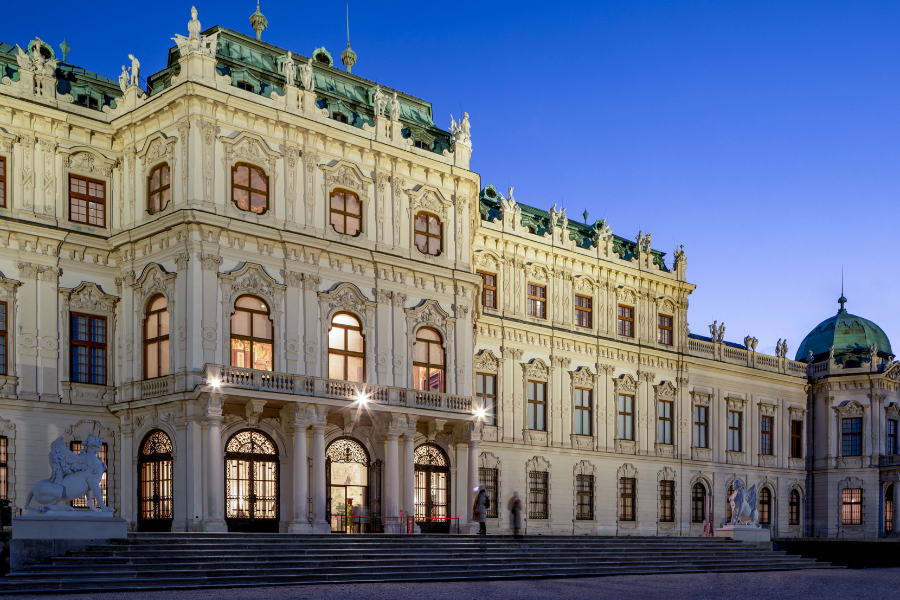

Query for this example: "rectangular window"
[528,471,548,519]
[691,485,706,523]
[479,467,499,519]
[0,301,6,376]
[71,314,107,385]
[617,305,634,337]
[69,175,106,227]
[619,477,636,522]
[789,492,800,526]
[0,156,6,208]
[694,405,708,448]
[659,480,674,522]
[0,436,7,500]
[658,400,673,444]
[842,417,862,456]
[618,394,634,440]
[576,474,594,520]
[888,419,898,455]
[476,373,497,426]
[574,388,592,436]
[527,283,546,319]
[841,488,862,525]
[791,420,803,458]
[575,295,592,328]
[658,314,673,345]
[70,441,108,507]
[760,415,774,455]
[728,411,742,452]
[478,271,497,309]
[527,381,546,431]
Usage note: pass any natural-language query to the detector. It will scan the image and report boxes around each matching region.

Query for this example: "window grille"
[842,418,862,456]
[760,415,773,455]
[575,295,592,328]
[478,271,497,309]
[71,314,106,384]
[791,420,803,458]
[657,314,673,345]
[691,483,706,523]
[476,374,497,426]
[659,479,674,522]
[789,489,801,526]
[619,477,636,522]
[658,400,673,445]
[694,405,708,448]
[759,487,771,525]
[527,284,546,319]
[574,388,592,436]
[576,474,594,520]
[617,305,634,337]
[527,381,546,431]
[618,394,634,440]
[842,488,862,525]
[528,471,548,519]
[479,467,499,519]
[70,441,108,507]
[728,411,742,452]
[885,485,894,534]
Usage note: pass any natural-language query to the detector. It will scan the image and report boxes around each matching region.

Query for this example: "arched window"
[147,163,170,214]
[759,487,772,525]
[232,163,269,214]
[413,327,444,393]
[885,485,894,534]
[230,296,273,371]
[691,483,706,523]
[144,295,170,379]
[137,430,173,532]
[328,313,365,382]
[414,212,442,256]
[790,489,801,526]
[330,190,362,236]
[225,429,279,532]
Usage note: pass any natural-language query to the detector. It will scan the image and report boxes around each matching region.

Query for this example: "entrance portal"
[414,444,450,533]
[137,430,173,532]
[326,437,375,533]
[224,430,279,532]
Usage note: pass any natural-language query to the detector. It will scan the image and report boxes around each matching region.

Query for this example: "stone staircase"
[0,533,837,594]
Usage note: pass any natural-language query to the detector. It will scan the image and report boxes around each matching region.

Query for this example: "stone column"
[403,432,415,519]
[311,422,328,533]
[384,432,400,531]
[288,403,311,533]
[468,437,480,518]
[201,394,227,532]
[455,421,483,532]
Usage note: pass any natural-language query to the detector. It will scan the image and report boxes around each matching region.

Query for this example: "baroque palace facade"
[0,7,897,539]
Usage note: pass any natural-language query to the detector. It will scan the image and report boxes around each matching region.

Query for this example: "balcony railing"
[204,364,473,415]
[686,338,808,377]
[879,454,900,467]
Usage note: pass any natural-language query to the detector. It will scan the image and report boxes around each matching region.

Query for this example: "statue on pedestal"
[128,54,140,87]
[390,92,401,121]
[299,57,314,91]
[173,6,219,58]
[281,51,296,86]
[25,435,113,513]
[727,479,759,527]
[118,66,129,93]
[450,112,471,147]
[372,85,386,117]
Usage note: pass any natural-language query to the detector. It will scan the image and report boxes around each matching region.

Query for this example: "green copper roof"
[795,298,892,362]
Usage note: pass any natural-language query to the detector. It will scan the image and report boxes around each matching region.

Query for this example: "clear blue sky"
[8,1,899,359]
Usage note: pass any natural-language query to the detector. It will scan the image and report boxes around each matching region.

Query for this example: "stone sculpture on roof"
[281,51,296,86]
[128,54,140,87]
[118,65,129,93]
[299,57,314,91]
[15,39,58,77]
[173,7,219,58]
[390,92,400,122]
[451,112,471,147]
[372,85,386,117]
[593,219,613,242]
[548,204,559,228]
[25,435,113,513]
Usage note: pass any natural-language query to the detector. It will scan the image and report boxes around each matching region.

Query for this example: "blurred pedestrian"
[508,491,522,538]
[473,484,489,535]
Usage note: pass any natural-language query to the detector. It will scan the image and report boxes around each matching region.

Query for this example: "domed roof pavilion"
[795,296,892,367]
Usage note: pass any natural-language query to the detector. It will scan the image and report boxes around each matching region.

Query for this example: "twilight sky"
[7,1,899,359]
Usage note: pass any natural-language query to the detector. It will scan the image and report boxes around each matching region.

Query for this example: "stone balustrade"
[686,337,808,377]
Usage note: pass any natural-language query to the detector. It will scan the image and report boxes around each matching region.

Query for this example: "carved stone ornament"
[613,374,640,395]
[137,132,178,175]
[885,403,900,419]
[473,251,500,272]
[522,359,550,381]
[690,390,712,406]
[220,131,281,176]
[474,349,501,374]
[60,147,117,179]
[61,282,119,312]
[405,185,450,219]
[836,400,866,417]
[318,283,375,324]
[653,380,677,401]
[220,262,284,304]
[321,160,372,194]
[525,264,549,282]
[758,402,777,417]
[132,263,176,302]
[569,366,596,388]
[405,300,455,339]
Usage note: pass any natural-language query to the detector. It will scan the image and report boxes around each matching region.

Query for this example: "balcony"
[204,364,474,415]
[879,454,900,467]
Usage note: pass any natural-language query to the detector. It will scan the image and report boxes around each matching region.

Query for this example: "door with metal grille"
[224,430,280,532]
[414,444,450,533]
[137,430,173,532]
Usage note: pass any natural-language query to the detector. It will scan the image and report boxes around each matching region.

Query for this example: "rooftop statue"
[548,203,559,228]
[450,112,471,147]
[128,54,140,87]
[718,322,725,344]
[299,57,314,91]
[709,320,718,342]
[593,219,613,243]
[15,38,58,77]
[390,92,400,122]
[25,435,113,513]
[674,244,686,264]
[118,65,129,93]
[727,479,760,527]
[372,85,386,118]
[281,51,296,86]
[173,7,219,58]
[559,208,568,231]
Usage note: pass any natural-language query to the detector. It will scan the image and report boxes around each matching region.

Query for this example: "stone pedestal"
[301,90,318,117]
[714,524,771,546]
[12,513,127,571]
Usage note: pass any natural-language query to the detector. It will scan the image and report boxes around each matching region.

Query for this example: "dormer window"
[315,52,331,65]
[76,95,98,110]
[236,81,255,92]
[332,112,349,124]
[414,140,430,151]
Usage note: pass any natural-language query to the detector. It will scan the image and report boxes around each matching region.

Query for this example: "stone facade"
[0,11,895,539]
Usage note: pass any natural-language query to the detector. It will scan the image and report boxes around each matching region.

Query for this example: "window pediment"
[60,282,119,313]
[220,263,285,306]
[474,349,501,373]
[405,185,450,219]
[318,283,375,324]
[321,160,372,196]
[522,358,550,381]
[60,146,117,178]
[132,263,176,303]
[137,133,177,174]
[220,132,281,175]
[405,299,454,339]
[569,366,596,388]
[613,374,640,395]
[654,380,677,401]
[836,400,866,417]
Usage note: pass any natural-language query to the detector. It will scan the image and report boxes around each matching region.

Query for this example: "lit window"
[71,314,106,384]
[842,488,862,525]
[414,212,442,256]
[0,302,6,375]
[230,296,273,371]
[527,381,546,431]
[476,373,496,426]
[0,156,6,207]
[658,314,673,345]
[617,305,634,337]
[330,190,362,236]
[144,295,170,379]
[618,394,634,440]
[232,163,268,215]
[575,295,592,328]
[0,436,8,499]
[327,313,365,382]
[148,163,170,214]
[413,328,444,392]
[69,175,106,227]
[885,485,894,534]
[478,271,496,309]
[70,441,108,507]
[527,283,546,319]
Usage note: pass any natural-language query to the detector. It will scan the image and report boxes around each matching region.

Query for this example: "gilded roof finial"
[250,0,268,41]
[341,3,357,74]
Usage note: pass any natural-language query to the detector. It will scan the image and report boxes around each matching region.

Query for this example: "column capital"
[199,393,225,420]
[374,411,411,439]
[454,420,483,444]
[282,402,312,430]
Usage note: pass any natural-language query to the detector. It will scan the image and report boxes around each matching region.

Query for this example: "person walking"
[473,484,489,535]
[508,491,522,539]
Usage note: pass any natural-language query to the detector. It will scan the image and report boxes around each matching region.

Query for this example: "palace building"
[0,6,896,539]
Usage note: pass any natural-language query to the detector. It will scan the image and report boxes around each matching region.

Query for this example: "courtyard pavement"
[7,568,898,600]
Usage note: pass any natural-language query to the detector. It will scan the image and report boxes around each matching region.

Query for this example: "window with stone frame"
[414,212,442,256]
[789,489,801,526]
[842,488,862,525]
[885,485,894,534]
[694,405,709,448]
[691,483,706,523]
[888,419,898,455]
[143,295,170,380]
[576,474,594,520]
[618,394,634,440]
[0,301,6,376]
[0,436,8,499]
[619,477,636,521]
[147,163,171,214]
[617,305,634,337]
[232,163,269,215]
[476,373,496,426]
[759,487,772,525]
[728,410,742,452]
[528,471,548,519]
[791,420,803,458]
[70,440,108,507]
[658,314,673,345]
[659,479,674,522]
[527,283,546,319]
[479,467,499,518]
[478,271,497,309]
[69,174,106,227]
[658,399,673,444]
[527,380,546,431]
[760,415,774,455]
[230,296,273,371]
[575,294,592,328]
[71,314,106,384]
[327,312,365,383]
[414,140,430,151]
[574,388,592,436]
[329,189,362,236]
[413,327,445,393]
[842,417,862,456]
[0,156,6,207]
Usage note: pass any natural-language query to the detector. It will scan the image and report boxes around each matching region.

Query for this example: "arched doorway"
[326,437,380,533]
[137,430,173,532]
[414,444,450,533]
[225,429,279,532]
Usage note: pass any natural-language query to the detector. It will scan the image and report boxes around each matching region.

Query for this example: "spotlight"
[209,378,221,388]
[474,407,487,420]
[355,391,370,404]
